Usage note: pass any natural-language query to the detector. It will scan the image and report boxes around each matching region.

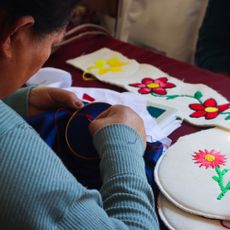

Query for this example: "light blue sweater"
[0,88,159,229]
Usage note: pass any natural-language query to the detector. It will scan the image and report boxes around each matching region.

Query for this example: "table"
[46,34,230,229]
[46,34,230,143]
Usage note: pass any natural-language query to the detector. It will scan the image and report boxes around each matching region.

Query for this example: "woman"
[0,0,159,229]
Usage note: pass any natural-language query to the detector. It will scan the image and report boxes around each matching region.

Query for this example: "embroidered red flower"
[129,77,175,95]
[189,98,230,120]
[193,149,226,169]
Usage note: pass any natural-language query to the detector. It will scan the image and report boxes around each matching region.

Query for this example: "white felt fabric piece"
[155,128,230,220]
[158,193,230,230]
[27,67,72,88]
[125,64,230,130]
[65,86,175,145]
[66,48,140,80]
[66,48,230,130]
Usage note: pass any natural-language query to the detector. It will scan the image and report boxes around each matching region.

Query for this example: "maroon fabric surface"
[46,34,230,143]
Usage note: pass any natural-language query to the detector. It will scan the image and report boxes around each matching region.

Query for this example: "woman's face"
[0,24,65,97]
[16,29,65,85]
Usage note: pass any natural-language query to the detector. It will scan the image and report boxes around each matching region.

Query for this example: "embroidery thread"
[193,149,230,200]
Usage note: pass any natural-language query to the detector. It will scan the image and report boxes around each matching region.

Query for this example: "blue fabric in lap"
[26,102,163,190]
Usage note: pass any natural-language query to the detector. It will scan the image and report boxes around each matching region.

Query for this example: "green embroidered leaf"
[226,181,230,189]
[217,193,224,200]
[225,115,230,120]
[166,95,179,100]
[222,168,229,175]
[194,91,203,100]
[212,176,219,182]
[215,167,221,174]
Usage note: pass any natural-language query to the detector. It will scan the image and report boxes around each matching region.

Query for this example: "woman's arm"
[0,103,159,229]
[2,86,83,118]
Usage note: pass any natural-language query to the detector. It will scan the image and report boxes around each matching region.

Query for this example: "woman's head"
[0,0,78,36]
[0,0,78,97]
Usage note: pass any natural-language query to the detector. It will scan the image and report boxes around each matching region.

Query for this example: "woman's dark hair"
[0,0,79,36]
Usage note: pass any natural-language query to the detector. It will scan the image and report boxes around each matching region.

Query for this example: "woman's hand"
[89,105,146,146]
[28,87,84,116]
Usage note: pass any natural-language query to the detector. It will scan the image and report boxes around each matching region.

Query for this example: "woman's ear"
[1,16,35,59]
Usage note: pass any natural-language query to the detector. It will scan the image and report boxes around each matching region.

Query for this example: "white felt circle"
[158,193,230,230]
[155,128,230,220]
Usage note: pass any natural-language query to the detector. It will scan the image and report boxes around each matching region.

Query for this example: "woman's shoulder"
[0,100,26,136]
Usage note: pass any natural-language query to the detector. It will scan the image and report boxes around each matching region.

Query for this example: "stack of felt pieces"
[65,48,230,229]
[155,128,230,229]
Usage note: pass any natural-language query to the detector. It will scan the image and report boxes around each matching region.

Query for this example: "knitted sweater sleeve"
[2,86,34,118]
[0,103,159,230]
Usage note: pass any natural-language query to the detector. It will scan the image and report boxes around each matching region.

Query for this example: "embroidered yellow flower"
[88,57,128,75]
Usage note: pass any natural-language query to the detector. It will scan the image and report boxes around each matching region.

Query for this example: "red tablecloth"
[46,34,230,143]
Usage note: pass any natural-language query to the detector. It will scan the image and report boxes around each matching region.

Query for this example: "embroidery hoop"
[65,102,111,160]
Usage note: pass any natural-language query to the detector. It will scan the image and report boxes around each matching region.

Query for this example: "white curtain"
[128,0,208,63]
[100,0,208,63]
[100,0,147,41]
[115,0,147,41]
